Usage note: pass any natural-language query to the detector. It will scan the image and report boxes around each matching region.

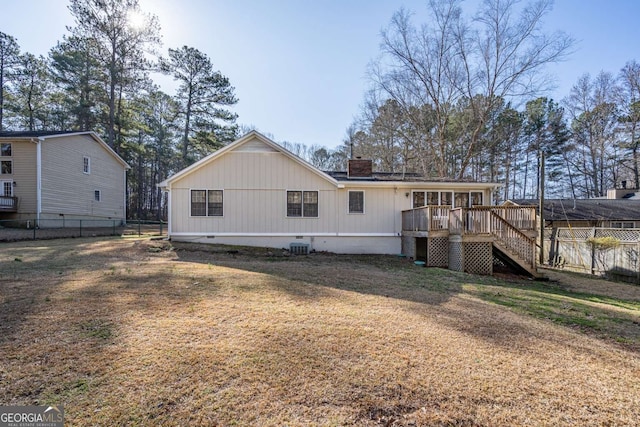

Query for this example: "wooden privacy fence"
[544,227,640,283]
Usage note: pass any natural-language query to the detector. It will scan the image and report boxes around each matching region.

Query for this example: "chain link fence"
[0,218,167,242]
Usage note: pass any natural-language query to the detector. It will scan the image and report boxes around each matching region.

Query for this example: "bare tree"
[370,0,574,179]
[617,61,640,188]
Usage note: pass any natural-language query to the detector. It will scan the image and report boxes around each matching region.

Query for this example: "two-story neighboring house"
[0,131,129,225]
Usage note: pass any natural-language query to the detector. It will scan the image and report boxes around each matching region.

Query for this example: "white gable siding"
[40,135,125,218]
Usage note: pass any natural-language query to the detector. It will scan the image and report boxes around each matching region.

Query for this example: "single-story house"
[0,131,130,225]
[159,131,505,255]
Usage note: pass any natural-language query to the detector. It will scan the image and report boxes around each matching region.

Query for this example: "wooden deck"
[401,205,541,277]
[0,196,18,212]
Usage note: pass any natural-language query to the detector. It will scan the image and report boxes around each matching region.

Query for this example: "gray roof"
[324,171,485,183]
[512,199,640,221]
[0,131,79,138]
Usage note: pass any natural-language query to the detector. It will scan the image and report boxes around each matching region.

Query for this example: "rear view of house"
[160,132,527,263]
[0,131,129,225]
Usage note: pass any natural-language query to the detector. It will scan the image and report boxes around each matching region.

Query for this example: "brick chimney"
[348,158,373,177]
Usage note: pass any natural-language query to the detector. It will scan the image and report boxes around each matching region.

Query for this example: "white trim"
[36,139,42,225]
[170,232,399,237]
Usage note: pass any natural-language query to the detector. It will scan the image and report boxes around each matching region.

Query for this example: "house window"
[83,156,90,174]
[287,190,318,217]
[0,143,11,157]
[1,181,12,197]
[441,192,452,206]
[94,190,101,202]
[427,191,439,205]
[0,160,12,174]
[207,190,223,216]
[190,189,223,217]
[412,192,425,208]
[611,221,635,229]
[348,191,364,214]
[471,192,483,206]
[454,192,469,208]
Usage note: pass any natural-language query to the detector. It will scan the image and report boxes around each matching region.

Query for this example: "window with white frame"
[190,189,223,217]
[83,156,90,174]
[94,190,101,202]
[611,221,635,229]
[348,191,364,214]
[0,143,11,157]
[1,181,12,197]
[287,190,318,217]
[0,160,11,175]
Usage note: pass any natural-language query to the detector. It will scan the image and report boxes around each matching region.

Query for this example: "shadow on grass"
[172,242,640,353]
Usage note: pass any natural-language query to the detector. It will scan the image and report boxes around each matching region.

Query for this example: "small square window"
[83,157,90,174]
[1,160,12,174]
[0,143,11,157]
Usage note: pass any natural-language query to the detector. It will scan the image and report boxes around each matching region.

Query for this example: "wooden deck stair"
[488,211,544,279]
[402,205,544,278]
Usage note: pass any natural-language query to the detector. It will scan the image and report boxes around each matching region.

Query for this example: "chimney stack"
[348,158,373,177]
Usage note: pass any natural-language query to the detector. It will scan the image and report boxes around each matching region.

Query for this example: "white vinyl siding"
[40,135,126,218]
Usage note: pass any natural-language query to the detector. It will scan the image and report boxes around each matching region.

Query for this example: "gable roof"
[159,130,503,190]
[0,130,130,169]
[510,199,640,221]
[158,131,340,188]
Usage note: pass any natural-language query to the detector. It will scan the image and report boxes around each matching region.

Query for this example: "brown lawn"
[1,237,639,426]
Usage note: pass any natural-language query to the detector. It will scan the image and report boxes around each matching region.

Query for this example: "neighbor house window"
[83,156,90,174]
[348,191,364,214]
[287,190,318,217]
[191,189,223,217]
[2,181,12,197]
[611,221,634,229]
[0,160,12,174]
[94,190,101,202]
[0,143,11,157]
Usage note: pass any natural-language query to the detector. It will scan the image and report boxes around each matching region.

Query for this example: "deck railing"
[0,196,18,211]
[401,206,452,231]
[403,205,537,233]
[489,212,536,267]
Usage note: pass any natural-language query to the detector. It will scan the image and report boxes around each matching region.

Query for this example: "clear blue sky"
[2,0,639,148]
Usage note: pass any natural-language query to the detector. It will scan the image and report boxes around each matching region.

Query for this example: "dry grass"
[1,237,639,426]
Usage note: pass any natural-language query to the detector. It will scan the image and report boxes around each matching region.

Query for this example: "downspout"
[36,138,43,227]
[123,168,127,224]
[166,184,172,237]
